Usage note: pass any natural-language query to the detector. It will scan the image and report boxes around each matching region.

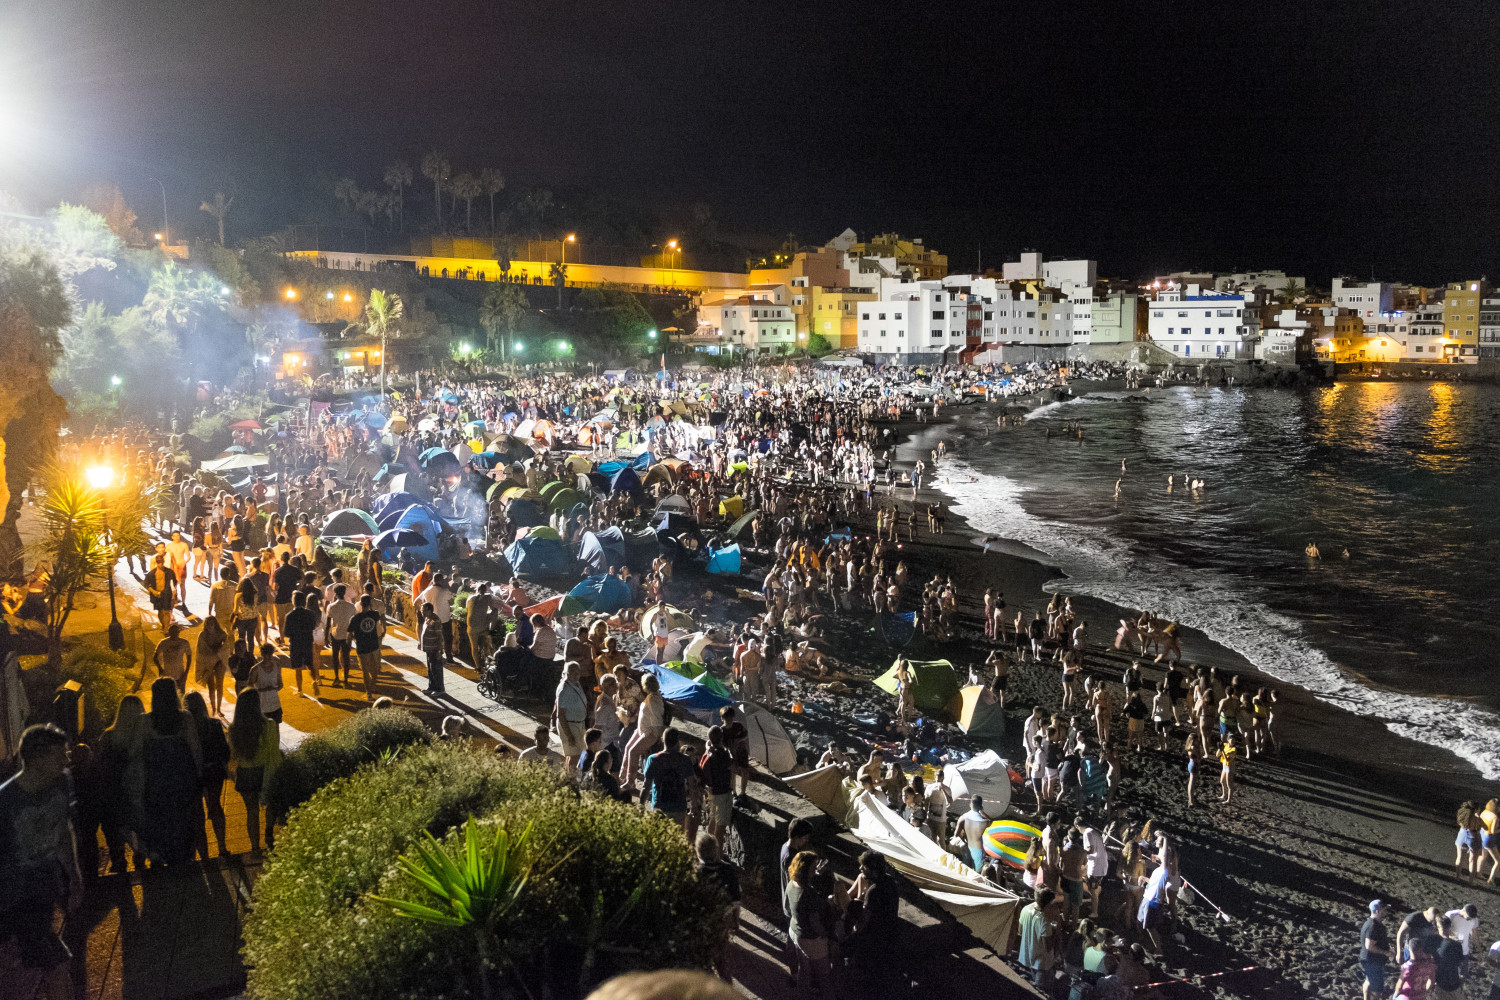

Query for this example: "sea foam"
[941,458,1500,781]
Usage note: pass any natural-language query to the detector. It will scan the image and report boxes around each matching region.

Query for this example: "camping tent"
[538,480,565,502]
[470,451,506,471]
[567,574,631,615]
[872,658,962,718]
[957,685,1006,743]
[877,611,917,648]
[848,791,1021,957]
[621,527,660,568]
[547,487,586,512]
[504,496,546,527]
[504,536,572,579]
[374,505,443,562]
[651,511,698,538]
[718,495,744,519]
[609,467,641,494]
[370,491,424,522]
[641,464,674,489]
[638,604,694,640]
[659,661,733,701]
[386,473,428,497]
[377,501,439,532]
[705,543,741,575]
[522,525,561,541]
[725,509,759,538]
[419,447,462,478]
[579,527,627,574]
[739,701,797,774]
[655,495,693,516]
[940,750,1013,818]
[321,508,378,537]
[786,764,857,824]
[645,664,733,725]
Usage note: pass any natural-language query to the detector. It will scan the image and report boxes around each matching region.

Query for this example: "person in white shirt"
[1446,903,1480,956]
[957,795,990,870]
[323,583,358,687]
[416,572,455,663]
[294,524,315,563]
[517,725,556,769]
[552,660,589,772]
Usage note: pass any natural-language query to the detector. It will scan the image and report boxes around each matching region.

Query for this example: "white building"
[693,284,796,356]
[1084,291,1142,345]
[1407,303,1445,359]
[1214,270,1306,294]
[1147,285,1249,359]
[1002,251,1098,293]
[1332,278,1394,322]
[1480,297,1500,360]
[855,280,970,363]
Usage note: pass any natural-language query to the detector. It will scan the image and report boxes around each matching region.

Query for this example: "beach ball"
[984,819,1041,868]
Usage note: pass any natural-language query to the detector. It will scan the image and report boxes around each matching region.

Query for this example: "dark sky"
[5,0,1499,282]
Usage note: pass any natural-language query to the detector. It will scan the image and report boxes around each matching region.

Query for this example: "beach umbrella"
[362,412,388,429]
[229,418,262,430]
[388,413,409,432]
[984,820,1041,868]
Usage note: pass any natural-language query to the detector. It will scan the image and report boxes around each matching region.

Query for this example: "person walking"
[417,572,455,663]
[956,794,990,870]
[138,678,203,866]
[323,583,356,687]
[349,594,386,701]
[144,553,178,632]
[184,692,230,858]
[195,616,231,717]
[553,660,588,772]
[418,603,447,695]
[228,691,280,854]
[249,643,284,724]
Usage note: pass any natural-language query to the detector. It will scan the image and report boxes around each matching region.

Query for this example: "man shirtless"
[1091,683,1115,747]
[737,641,762,701]
[152,623,193,692]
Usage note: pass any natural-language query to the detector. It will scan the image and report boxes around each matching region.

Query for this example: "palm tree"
[549,262,568,310]
[1278,280,1306,306]
[199,192,234,246]
[451,173,481,231]
[364,288,404,397]
[480,282,527,362]
[480,169,505,232]
[421,152,450,228]
[333,177,360,213]
[380,190,398,230]
[384,160,412,231]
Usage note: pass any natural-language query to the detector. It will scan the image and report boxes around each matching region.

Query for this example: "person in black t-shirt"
[282,591,318,695]
[1433,913,1466,997]
[348,595,386,701]
[1360,899,1391,1000]
[271,553,301,643]
[1396,905,1441,964]
[693,830,741,980]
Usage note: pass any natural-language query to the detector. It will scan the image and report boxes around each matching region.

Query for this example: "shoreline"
[864,391,1495,997]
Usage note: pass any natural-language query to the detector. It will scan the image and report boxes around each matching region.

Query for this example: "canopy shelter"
[567,574,631,615]
[940,750,1013,818]
[200,453,269,473]
[579,527,627,574]
[956,685,1007,743]
[877,611,917,648]
[872,658,962,718]
[717,495,744,519]
[503,535,572,579]
[644,664,733,725]
[321,508,379,537]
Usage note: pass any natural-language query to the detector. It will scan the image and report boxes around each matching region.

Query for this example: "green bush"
[244,742,727,1000]
[325,545,360,567]
[262,707,431,820]
[60,643,138,737]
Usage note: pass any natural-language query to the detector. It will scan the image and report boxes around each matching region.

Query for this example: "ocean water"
[940,382,1500,779]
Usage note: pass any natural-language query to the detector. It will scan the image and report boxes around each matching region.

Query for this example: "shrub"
[244,742,727,1000]
[325,545,360,567]
[262,707,431,819]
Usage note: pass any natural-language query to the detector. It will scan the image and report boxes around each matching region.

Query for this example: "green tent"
[538,480,566,501]
[548,487,586,512]
[525,526,562,541]
[872,658,962,718]
[726,509,759,538]
[661,661,734,701]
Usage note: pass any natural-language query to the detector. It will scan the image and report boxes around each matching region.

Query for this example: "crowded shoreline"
[9,358,1499,1000]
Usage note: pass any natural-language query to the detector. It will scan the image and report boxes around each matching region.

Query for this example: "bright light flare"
[85,465,114,489]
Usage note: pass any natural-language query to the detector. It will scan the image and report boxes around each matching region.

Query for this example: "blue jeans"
[1360,959,1386,993]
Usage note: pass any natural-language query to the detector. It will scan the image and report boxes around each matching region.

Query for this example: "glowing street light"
[154,233,163,241]
[325,290,335,300]
[220,286,231,296]
[109,374,122,387]
[556,340,570,352]
[284,287,298,300]
[343,292,353,302]
[514,342,526,354]
[562,233,577,266]
[460,342,472,355]
[648,328,658,340]
[83,465,125,650]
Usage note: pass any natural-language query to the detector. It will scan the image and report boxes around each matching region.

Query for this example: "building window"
[932,311,943,320]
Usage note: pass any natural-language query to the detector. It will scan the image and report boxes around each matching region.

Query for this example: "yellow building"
[846,233,948,279]
[808,286,876,349]
[1442,280,1486,360]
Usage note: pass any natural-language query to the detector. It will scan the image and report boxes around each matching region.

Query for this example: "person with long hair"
[621,674,665,792]
[232,578,260,648]
[785,850,835,996]
[195,616,231,717]
[204,519,224,585]
[98,695,147,872]
[184,691,230,857]
[139,678,203,866]
[1480,798,1499,884]
[228,690,281,853]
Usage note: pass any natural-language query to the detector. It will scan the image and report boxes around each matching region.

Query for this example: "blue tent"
[878,611,918,648]
[630,451,655,470]
[377,502,437,532]
[439,390,459,403]
[645,664,734,724]
[371,491,424,522]
[362,412,388,429]
[609,467,641,494]
[568,574,631,615]
[596,460,627,477]
[705,543,741,575]
[579,527,627,574]
[471,450,506,470]
[504,536,572,579]
[419,448,463,478]
[374,506,441,563]
[504,497,547,527]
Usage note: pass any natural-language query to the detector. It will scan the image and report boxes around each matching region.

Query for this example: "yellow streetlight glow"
[284,287,298,300]
[343,292,353,302]
[667,239,678,250]
[566,234,577,243]
[85,465,114,490]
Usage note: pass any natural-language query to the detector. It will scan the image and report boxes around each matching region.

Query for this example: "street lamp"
[84,465,125,650]
[460,342,472,356]
[109,374,121,386]
[666,239,681,270]
[648,328,658,340]
[284,287,298,300]
[562,233,576,266]
[325,290,335,300]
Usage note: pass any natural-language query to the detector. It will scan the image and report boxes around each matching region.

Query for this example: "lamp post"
[562,233,576,266]
[85,466,125,651]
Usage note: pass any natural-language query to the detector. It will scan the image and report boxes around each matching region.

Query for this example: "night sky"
[5,0,1499,282]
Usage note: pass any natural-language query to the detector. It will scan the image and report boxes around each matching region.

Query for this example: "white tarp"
[849,791,1020,953]
[200,453,269,472]
[941,750,1013,818]
[784,764,855,824]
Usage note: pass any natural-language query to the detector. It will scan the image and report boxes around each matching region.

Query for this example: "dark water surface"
[943,381,1500,777]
